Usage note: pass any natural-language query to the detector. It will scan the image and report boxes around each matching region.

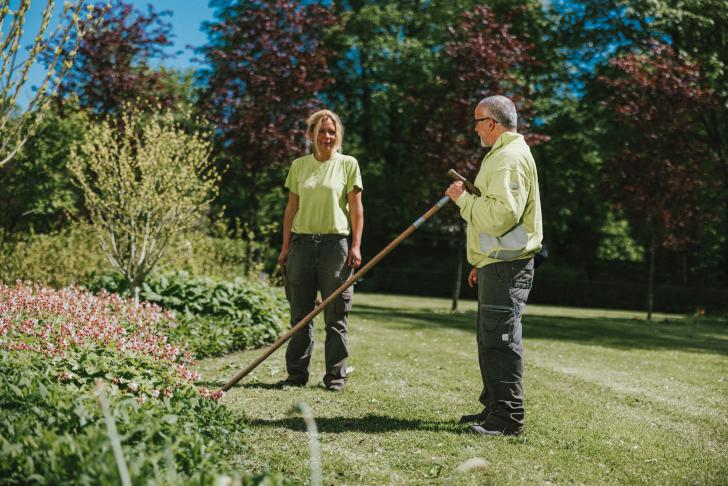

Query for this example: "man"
[445,95,542,436]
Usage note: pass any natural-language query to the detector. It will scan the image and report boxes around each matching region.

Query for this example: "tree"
[633,0,728,285]
[531,97,608,280]
[47,0,179,115]
[198,0,337,223]
[69,108,219,302]
[599,42,718,318]
[1,0,99,167]
[632,0,728,164]
[423,5,544,176]
[0,98,89,239]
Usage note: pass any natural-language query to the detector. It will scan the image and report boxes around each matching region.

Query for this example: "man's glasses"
[475,116,499,126]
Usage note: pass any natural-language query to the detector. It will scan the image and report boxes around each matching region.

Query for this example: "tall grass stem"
[292,401,322,486]
[95,380,132,486]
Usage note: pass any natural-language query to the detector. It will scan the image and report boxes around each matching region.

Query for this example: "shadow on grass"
[194,380,287,390]
[247,414,460,434]
[353,304,728,356]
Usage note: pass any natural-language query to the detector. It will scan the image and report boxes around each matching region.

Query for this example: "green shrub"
[0,221,262,288]
[92,270,288,358]
[0,223,108,288]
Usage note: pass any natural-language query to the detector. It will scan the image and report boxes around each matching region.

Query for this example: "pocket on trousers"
[509,263,533,305]
[481,305,514,346]
[335,288,353,313]
[510,286,530,307]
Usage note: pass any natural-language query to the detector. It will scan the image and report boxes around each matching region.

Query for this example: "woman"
[277,109,363,391]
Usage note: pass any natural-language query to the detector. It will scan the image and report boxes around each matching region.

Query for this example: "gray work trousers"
[476,258,534,432]
[284,233,353,387]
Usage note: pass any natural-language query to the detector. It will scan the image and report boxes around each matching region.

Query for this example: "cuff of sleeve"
[454,192,471,209]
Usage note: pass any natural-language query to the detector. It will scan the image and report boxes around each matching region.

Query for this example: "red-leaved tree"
[48,0,179,115]
[422,5,546,180]
[599,41,719,319]
[198,0,338,221]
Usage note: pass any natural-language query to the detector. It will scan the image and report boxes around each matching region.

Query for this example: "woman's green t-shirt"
[285,153,363,235]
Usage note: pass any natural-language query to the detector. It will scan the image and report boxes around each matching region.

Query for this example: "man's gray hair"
[478,95,517,130]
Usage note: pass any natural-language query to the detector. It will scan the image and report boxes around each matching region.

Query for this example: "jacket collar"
[488,131,522,154]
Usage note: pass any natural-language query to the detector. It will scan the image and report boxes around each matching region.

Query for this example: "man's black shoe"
[459,411,488,424]
[469,424,522,436]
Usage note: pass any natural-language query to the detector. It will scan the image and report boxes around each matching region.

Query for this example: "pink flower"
[0,283,210,398]
[57,371,73,381]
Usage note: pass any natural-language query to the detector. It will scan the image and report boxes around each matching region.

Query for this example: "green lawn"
[198,293,728,485]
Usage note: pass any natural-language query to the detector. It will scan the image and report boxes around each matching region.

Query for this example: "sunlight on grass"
[198,293,727,485]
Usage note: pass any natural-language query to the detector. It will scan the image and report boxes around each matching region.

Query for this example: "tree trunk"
[451,223,465,313]
[132,283,140,306]
[646,230,656,321]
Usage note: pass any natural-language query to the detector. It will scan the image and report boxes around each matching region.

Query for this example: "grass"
[197,293,728,485]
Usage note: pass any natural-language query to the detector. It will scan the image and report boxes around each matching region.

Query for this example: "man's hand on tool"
[468,267,478,288]
[277,247,288,274]
[446,181,466,202]
[347,244,362,268]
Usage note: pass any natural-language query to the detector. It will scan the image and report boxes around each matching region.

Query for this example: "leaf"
[162,414,178,424]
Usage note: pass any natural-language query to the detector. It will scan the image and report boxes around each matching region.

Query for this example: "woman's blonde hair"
[306,109,344,156]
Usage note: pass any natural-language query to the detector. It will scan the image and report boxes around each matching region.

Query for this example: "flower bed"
[0,283,271,484]
[92,270,288,358]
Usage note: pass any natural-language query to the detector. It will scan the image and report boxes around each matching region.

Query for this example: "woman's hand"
[278,247,289,274]
[347,244,362,268]
[468,267,478,288]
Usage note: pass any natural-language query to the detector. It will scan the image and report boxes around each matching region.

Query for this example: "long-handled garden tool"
[219,169,478,392]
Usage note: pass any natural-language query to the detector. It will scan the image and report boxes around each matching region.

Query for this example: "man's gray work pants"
[284,233,353,388]
[477,258,533,433]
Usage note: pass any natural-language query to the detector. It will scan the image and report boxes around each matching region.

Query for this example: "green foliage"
[531,96,609,272]
[144,270,287,358]
[596,211,645,262]
[93,270,288,358]
[637,0,728,102]
[0,101,88,237]
[0,351,249,485]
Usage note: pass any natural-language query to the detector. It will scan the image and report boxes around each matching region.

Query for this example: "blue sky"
[15,0,215,107]
[125,0,216,69]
